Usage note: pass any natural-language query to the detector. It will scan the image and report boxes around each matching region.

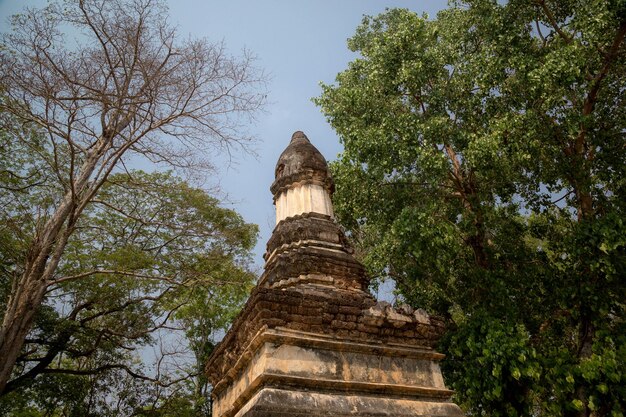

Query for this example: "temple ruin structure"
[205,131,464,416]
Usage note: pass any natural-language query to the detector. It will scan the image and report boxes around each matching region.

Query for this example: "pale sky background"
[0,0,449,278]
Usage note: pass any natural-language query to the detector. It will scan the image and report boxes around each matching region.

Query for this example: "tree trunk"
[0,267,50,394]
[0,142,107,394]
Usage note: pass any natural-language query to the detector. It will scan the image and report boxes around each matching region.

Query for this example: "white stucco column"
[275,183,334,224]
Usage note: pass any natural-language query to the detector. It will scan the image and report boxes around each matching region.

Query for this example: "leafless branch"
[0,0,266,394]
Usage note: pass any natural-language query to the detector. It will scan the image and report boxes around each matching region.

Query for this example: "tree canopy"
[0,0,265,413]
[1,119,258,414]
[316,1,625,416]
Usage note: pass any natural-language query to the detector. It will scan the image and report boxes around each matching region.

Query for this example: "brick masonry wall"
[206,284,445,385]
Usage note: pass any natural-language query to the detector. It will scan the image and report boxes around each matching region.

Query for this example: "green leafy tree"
[316,1,625,416]
[0,104,259,414]
[0,0,266,393]
[0,159,257,415]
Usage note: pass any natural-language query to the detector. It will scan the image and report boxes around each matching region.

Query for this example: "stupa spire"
[271,131,334,224]
[261,131,366,292]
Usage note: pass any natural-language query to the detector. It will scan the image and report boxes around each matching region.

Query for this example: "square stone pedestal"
[211,327,463,417]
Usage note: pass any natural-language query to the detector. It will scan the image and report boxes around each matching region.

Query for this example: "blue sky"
[0,0,449,271]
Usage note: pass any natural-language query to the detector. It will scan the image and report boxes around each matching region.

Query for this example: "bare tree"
[0,0,266,393]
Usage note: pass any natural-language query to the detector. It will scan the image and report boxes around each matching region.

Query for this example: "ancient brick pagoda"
[205,131,463,416]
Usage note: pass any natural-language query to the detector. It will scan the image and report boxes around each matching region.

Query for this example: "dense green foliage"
[316,1,625,416]
[0,118,257,415]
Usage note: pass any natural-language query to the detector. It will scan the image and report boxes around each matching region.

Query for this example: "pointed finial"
[291,131,310,142]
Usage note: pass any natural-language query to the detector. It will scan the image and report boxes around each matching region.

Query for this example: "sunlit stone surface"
[206,131,464,417]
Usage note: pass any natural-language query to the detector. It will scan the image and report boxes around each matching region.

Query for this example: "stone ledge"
[262,327,444,360]
[222,373,456,417]
[271,171,334,199]
[264,212,353,256]
[260,373,454,398]
[263,238,349,270]
[235,388,464,417]
[213,327,447,395]
[211,327,453,417]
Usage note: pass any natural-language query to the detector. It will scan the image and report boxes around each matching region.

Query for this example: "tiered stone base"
[211,327,462,417]
[206,210,463,416]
